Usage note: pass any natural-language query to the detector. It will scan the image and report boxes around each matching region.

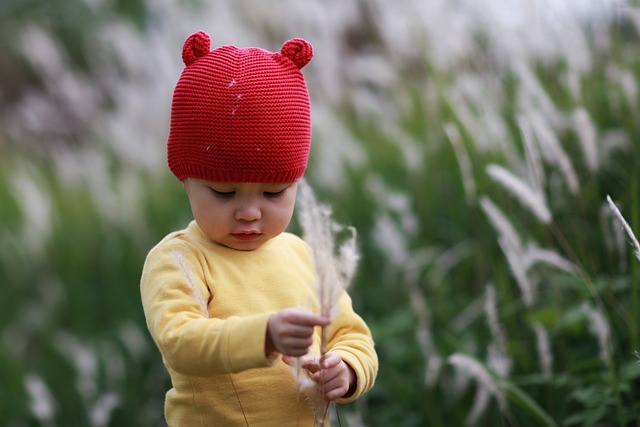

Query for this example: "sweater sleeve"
[325,290,378,403]
[140,239,274,376]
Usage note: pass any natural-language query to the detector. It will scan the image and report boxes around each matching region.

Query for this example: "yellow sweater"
[140,221,377,426]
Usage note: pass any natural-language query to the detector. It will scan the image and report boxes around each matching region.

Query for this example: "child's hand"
[266,307,329,357]
[310,352,357,401]
[282,352,357,400]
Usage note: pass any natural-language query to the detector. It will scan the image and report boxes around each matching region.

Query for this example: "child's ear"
[181,179,187,190]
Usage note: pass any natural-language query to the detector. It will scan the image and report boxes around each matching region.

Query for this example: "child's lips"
[231,231,262,241]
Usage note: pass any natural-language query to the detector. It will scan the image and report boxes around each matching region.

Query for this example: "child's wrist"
[264,317,276,357]
[344,363,357,398]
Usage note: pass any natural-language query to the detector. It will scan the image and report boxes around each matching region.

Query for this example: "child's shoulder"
[275,232,314,260]
[277,231,310,249]
[146,221,203,257]
[153,226,190,248]
[278,231,304,244]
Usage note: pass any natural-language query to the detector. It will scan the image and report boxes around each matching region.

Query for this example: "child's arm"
[141,242,274,376]
[322,291,379,403]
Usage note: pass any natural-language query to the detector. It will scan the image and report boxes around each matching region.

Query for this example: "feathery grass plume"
[606,195,640,262]
[425,241,475,287]
[297,180,360,426]
[403,247,439,285]
[621,67,639,109]
[118,322,150,361]
[572,108,599,173]
[170,251,210,317]
[521,243,576,273]
[372,212,408,270]
[527,112,580,195]
[518,115,546,190]
[90,393,120,427]
[480,196,523,253]
[600,202,628,272]
[498,235,535,307]
[366,174,420,241]
[514,62,560,124]
[484,284,512,376]
[383,124,424,173]
[410,286,442,387]
[446,73,510,152]
[531,322,554,381]
[486,164,552,224]
[581,302,613,368]
[486,345,511,384]
[399,245,439,386]
[310,106,366,190]
[481,206,570,310]
[53,333,125,424]
[444,122,476,204]
[448,353,507,426]
[450,297,485,335]
[366,175,417,267]
[54,332,98,398]
[25,373,56,426]
[9,166,53,257]
[602,128,632,158]
[466,386,491,427]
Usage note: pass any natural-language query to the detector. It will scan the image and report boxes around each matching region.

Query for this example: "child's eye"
[264,190,285,199]
[211,189,235,198]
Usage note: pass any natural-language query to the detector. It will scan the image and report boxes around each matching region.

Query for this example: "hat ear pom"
[280,38,313,69]
[182,31,211,66]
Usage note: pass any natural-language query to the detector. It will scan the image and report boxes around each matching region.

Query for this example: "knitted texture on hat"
[168,31,313,183]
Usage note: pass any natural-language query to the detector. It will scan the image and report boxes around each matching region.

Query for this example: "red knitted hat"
[167,31,313,183]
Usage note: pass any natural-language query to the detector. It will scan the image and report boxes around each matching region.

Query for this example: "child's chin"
[223,240,264,251]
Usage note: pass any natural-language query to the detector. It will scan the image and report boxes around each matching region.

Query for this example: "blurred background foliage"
[2,0,640,426]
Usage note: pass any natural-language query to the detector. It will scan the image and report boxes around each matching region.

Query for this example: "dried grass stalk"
[297,180,360,426]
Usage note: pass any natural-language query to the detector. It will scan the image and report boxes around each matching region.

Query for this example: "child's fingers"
[320,352,341,369]
[301,356,322,373]
[267,308,331,357]
[281,355,297,367]
[316,372,348,401]
[282,307,330,327]
[282,354,322,372]
[310,354,357,400]
[281,335,312,355]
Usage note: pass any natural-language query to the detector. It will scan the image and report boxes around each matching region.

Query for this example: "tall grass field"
[1,1,639,425]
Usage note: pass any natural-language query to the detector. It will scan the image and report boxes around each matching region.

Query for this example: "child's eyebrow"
[208,183,235,189]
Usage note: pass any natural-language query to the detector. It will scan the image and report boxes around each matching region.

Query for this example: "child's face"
[183,178,298,251]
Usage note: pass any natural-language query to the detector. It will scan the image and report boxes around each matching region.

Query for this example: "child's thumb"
[282,354,321,373]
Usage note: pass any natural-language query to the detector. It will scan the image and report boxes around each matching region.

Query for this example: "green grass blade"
[500,380,559,427]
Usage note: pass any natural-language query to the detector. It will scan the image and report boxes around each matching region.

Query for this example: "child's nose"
[234,201,262,221]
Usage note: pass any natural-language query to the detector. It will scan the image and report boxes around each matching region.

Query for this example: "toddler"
[140,31,378,426]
